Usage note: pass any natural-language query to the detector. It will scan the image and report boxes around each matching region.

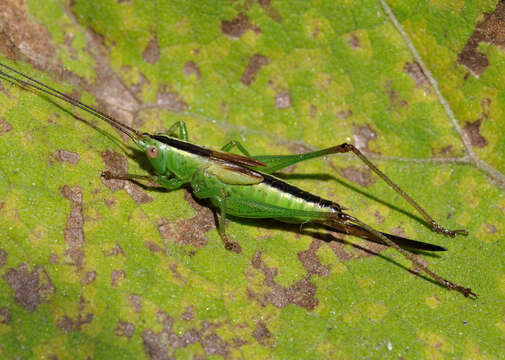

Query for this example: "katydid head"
[137,134,167,174]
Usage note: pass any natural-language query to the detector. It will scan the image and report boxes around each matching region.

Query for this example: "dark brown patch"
[404,61,430,92]
[385,80,408,107]
[241,54,269,86]
[103,243,125,257]
[221,13,259,38]
[252,321,272,346]
[157,87,188,112]
[339,166,376,187]
[51,150,80,165]
[274,91,291,109]
[0,248,6,267]
[0,118,12,134]
[297,240,330,276]
[0,307,10,324]
[57,297,93,332]
[183,61,201,79]
[128,294,142,313]
[142,316,232,359]
[0,0,57,67]
[348,33,360,48]
[61,185,85,270]
[458,1,505,77]
[180,305,195,321]
[3,263,55,312]
[464,98,490,148]
[257,0,283,22]
[142,36,160,64]
[248,251,318,310]
[327,241,354,262]
[352,124,378,153]
[114,320,135,338]
[310,104,318,118]
[81,271,97,285]
[145,241,164,253]
[464,118,487,147]
[484,223,497,234]
[157,191,216,249]
[101,149,153,204]
[111,269,126,286]
[432,145,456,157]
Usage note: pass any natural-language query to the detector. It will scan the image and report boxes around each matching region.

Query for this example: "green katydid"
[0,62,476,298]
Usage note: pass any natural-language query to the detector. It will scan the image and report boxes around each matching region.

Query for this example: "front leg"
[102,171,187,191]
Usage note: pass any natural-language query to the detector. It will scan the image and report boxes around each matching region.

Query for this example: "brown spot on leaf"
[352,124,378,153]
[51,150,80,165]
[241,54,269,86]
[404,61,430,92]
[61,185,85,270]
[298,240,330,276]
[145,241,164,253]
[49,253,58,264]
[157,87,188,112]
[0,248,6,267]
[57,298,93,333]
[258,0,283,22]
[348,33,360,48]
[432,145,456,157]
[81,271,97,285]
[0,307,10,324]
[390,226,405,237]
[385,80,408,107]
[104,198,116,208]
[3,263,55,312]
[336,109,353,119]
[142,36,160,64]
[252,321,272,347]
[0,0,57,67]
[128,294,142,313]
[180,305,194,321]
[111,269,126,286]
[157,191,215,249]
[339,166,376,187]
[0,118,12,134]
[101,150,153,204]
[274,91,291,109]
[142,317,232,359]
[458,1,505,77]
[103,243,125,257]
[373,211,385,224]
[115,320,135,338]
[183,61,201,79]
[464,98,490,148]
[221,13,259,38]
[249,251,318,310]
[464,118,487,147]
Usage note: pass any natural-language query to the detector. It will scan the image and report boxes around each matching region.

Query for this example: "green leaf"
[0,0,503,359]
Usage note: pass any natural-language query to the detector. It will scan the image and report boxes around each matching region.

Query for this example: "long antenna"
[0,62,140,142]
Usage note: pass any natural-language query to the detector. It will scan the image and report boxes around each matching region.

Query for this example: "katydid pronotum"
[0,62,476,298]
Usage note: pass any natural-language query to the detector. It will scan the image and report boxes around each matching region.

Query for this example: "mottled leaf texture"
[0,0,504,359]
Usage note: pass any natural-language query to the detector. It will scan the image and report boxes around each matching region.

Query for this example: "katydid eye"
[147,146,159,159]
